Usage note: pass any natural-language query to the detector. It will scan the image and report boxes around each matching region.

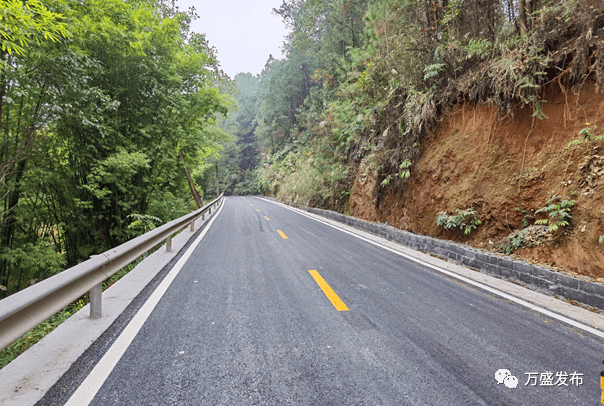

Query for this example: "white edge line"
[65,201,225,406]
[258,197,604,340]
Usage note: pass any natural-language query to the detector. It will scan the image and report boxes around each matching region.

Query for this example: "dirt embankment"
[349,82,604,280]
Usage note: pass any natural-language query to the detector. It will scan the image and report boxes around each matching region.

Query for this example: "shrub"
[500,232,526,254]
[437,208,481,235]
[534,195,576,232]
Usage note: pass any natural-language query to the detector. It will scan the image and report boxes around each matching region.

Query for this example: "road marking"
[309,270,349,311]
[264,216,270,221]
[63,199,226,405]
[260,198,604,340]
[277,230,288,239]
[256,209,259,212]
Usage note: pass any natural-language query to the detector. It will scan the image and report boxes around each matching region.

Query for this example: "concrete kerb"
[299,206,604,312]
[0,205,221,406]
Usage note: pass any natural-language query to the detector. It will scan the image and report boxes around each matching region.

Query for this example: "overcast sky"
[178,0,289,78]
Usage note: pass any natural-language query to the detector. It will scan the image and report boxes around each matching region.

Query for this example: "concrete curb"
[302,206,604,311]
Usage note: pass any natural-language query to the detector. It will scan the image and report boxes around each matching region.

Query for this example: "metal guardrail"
[0,194,224,352]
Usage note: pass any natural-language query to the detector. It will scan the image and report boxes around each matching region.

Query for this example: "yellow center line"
[263,216,270,221]
[256,209,260,212]
[277,230,288,239]
[309,270,349,311]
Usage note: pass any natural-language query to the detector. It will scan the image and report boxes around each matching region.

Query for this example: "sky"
[178,0,290,78]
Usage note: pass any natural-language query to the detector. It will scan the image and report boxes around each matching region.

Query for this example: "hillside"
[215,1,604,280]
[349,83,604,279]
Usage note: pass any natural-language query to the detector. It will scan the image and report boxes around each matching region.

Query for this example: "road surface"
[58,196,604,405]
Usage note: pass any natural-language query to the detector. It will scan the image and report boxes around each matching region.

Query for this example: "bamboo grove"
[0,0,233,298]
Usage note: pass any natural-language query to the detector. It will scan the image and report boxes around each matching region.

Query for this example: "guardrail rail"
[0,194,224,351]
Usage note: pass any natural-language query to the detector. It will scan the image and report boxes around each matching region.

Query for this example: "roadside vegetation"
[0,0,234,300]
[220,0,604,209]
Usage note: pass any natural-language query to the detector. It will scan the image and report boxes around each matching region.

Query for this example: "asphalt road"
[78,196,602,405]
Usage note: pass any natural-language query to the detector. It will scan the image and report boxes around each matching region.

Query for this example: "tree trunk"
[527,0,536,30]
[0,157,26,298]
[519,0,527,36]
[178,149,202,208]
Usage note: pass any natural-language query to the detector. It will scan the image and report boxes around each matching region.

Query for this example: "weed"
[515,203,534,228]
[579,124,592,140]
[398,160,411,179]
[437,208,482,235]
[423,63,445,81]
[599,235,604,244]
[381,175,392,187]
[534,195,576,232]
[500,232,526,254]
[566,139,583,149]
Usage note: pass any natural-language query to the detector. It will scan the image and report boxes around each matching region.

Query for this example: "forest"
[213,0,604,276]
[0,0,234,298]
[218,0,603,205]
[3,0,604,297]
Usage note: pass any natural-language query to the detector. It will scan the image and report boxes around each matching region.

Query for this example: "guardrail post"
[166,235,172,252]
[190,219,195,231]
[209,207,212,215]
[90,283,102,319]
[202,212,205,220]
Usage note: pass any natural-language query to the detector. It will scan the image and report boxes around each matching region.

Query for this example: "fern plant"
[423,63,444,80]
[127,213,162,234]
[534,195,576,232]
[437,208,481,235]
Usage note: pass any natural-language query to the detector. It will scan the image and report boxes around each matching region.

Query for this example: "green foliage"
[381,175,392,187]
[127,214,162,235]
[600,235,604,244]
[566,138,583,149]
[466,38,492,58]
[399,160,411,179]
[0,0,70,57]
[500,232,526,255]
[515,203,534,228]
[534,195,576,232]
[437,208,482,235]
[423,63,445,81]
[579,125,592,140]
[0,240,65,288]
[0,0,232,300]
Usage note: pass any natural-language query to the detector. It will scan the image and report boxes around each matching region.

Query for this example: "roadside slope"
[350,82,604,280]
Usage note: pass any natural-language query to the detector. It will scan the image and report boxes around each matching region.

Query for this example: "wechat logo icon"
[495,369,518,389]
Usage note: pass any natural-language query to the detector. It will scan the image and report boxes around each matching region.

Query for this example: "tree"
[0,0,232,298]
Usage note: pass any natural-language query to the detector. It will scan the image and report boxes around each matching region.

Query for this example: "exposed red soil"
[349,82,604,280]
